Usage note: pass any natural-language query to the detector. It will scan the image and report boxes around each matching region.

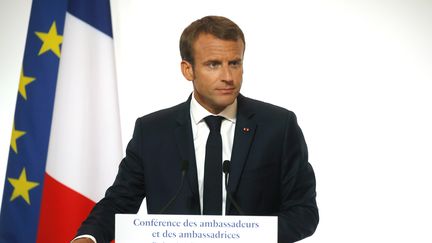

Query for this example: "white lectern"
[116,214,277,243]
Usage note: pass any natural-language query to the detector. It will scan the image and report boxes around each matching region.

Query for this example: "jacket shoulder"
[136,100,188,127]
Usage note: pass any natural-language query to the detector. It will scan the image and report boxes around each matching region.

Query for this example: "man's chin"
[214,97,237,110]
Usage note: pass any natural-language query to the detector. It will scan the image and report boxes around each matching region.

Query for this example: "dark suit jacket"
[77,94,319,243]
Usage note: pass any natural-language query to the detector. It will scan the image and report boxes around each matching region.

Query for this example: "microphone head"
[223,160,230,174]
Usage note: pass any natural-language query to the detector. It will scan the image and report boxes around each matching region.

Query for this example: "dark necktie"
[203,115,224,215]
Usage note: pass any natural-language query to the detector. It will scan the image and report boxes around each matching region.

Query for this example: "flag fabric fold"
[0,0,122,242]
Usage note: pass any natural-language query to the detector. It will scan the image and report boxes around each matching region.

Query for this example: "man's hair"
[180,16,245,65]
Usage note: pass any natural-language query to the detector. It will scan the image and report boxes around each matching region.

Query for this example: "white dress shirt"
[189,93,237,215]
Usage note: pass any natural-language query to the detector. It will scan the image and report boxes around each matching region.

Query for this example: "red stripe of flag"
[36,173,94,243]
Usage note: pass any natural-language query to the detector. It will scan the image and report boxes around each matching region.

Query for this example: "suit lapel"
[227,95,257,212]
[174,97,200,211]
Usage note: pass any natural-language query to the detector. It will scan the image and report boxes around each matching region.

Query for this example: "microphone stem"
[159,171,186,214]
[224,172,244,215]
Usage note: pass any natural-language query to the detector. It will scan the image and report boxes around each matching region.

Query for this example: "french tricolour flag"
[0,0,122,242]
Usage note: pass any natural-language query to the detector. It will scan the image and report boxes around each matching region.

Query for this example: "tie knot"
[204,116,224,132]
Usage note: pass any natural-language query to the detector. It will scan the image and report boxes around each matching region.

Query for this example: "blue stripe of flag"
[68,0,113,37]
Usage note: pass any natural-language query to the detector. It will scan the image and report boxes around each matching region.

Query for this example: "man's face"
[181,33,244,114]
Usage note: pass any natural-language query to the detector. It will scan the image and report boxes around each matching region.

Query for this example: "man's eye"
[229,61,242,68]
[208,63,220,69]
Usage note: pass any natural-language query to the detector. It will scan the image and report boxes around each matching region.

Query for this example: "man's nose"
[221,65,233,82]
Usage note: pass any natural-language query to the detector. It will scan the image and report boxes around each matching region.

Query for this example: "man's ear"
[181,60,194,81]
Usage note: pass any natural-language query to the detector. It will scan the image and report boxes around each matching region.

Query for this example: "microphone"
[223,160,244,215]
[159,160,189,213]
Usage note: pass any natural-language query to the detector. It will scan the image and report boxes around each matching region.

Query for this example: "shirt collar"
[190,92,237,125]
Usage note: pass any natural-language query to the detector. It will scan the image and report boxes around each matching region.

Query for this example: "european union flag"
[0,0,68,242]
[1,0,121,242]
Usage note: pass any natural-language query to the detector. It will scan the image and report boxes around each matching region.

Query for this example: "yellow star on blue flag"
[18,67,36,100]
[8,168,39,205]
[10,123,26,154]
[35,21,63,57]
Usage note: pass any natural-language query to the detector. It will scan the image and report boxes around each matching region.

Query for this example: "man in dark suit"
[73,15,318,243]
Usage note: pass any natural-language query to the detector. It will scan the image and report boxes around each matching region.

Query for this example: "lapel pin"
[242,127,250,133]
